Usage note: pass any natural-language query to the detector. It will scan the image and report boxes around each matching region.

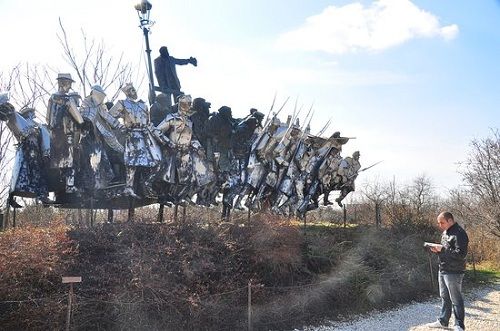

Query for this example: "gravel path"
[301,282,499,331]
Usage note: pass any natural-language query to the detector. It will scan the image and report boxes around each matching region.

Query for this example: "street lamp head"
[134,0,153,27]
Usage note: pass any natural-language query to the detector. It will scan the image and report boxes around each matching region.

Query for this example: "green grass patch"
[465,263,500,284]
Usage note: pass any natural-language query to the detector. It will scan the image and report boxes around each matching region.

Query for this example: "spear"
[316,118,332,136]
[341,160,384,186]
[359,160,383,173]
[262,91,277,128]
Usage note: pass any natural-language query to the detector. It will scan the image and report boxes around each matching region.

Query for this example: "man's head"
[178,94,193,115]
[218,106,232,119]
[90,85,106,105]
[193,97,211,113]
[159,46,169,57]
[121,83,137,100]
[155,93,169,107]
[57,73,74,93]
[19,107,36,120]
[437,212,455,231]
[269,116,281,131]
[252,111,265,127]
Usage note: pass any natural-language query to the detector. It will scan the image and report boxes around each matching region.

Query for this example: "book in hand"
[423,242,441,248]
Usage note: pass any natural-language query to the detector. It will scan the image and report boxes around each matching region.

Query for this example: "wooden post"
[62,276,81,331]
[247,280,252,331]
[427,251,435,292]
[90,198,95,227]
[471,249,477,280]
[128,198,135,222]
[107,209,114,223]
[182,205,187,223]
[157,204,164,223]
[12,206,17,228]
[343,204,347,228]
[375,202,381,228]
[174,204,178,223]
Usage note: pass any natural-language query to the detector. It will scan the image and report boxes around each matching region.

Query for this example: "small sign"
[62,276,82,284]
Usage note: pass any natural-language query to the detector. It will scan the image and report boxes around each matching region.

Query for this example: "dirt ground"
[303,282,500,331]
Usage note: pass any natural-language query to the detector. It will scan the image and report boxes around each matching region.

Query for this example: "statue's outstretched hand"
[190,57,198,67]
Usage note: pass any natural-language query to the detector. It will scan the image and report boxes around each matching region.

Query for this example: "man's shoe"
[454,326,464,331]
[425,321,446,328]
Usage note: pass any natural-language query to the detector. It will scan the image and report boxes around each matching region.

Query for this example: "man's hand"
[430,244,443,253]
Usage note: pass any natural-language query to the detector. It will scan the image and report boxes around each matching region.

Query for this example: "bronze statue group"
[0,47,362,219]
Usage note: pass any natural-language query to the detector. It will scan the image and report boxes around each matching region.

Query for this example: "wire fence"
[0,258,433,330]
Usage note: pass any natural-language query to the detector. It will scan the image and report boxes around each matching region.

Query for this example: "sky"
[1,0,499,195]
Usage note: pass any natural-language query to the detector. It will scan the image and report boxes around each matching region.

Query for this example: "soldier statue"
[46,73,83,194]
[109,83,162,198]
[190,97,212,152]
[79,85,124,192]
[155,95,205,204]
[335,151,361,207]
[154,46,197,107]
[0,94,51,204]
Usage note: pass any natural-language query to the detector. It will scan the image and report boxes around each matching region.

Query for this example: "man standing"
[154,46,197,107]
[110,83,161,198]
[46,73,83,194]
[427,211,469,331]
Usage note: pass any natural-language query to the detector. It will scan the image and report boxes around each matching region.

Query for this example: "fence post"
[427,251,435,292]
[157,204,164,223]
[107,209,114,223]
[62,276,81,331]
[128,198,135,222]
[248,280,252,331]
[343,204,347,228]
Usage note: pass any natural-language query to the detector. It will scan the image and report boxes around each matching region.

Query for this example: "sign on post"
[62,276,82,331]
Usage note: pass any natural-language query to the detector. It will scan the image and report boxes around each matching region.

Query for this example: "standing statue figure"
[190,97,212,152]
[206,106,235,174]
[0,94,51,204]
[335,151,361,207]
[154,46,197,107]
[155,95,201,204]
[46,73,83,194]
[79,85,124,192]
[109,83,161,198]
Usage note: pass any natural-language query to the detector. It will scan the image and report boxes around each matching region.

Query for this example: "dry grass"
[0,211,445,330]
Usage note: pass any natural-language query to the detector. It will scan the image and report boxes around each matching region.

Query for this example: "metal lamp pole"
[135,0,156,105]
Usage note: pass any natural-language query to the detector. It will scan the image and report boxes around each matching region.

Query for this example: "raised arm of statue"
[99,105,122,129]
[109,100,125,119]
[67,97,84,125]
[171,56,196,66]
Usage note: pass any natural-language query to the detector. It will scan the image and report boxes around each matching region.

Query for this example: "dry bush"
[0,217,75,330]
[0,211,436,330]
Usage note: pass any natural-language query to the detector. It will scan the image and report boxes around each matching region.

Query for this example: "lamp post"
[134,0,156,104]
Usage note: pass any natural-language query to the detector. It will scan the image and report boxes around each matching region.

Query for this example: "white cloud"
[276,0,459,54]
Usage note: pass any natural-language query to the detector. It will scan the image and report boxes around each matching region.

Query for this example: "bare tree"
[361,178,387,227]
[458,129,500,237]
[365,175,438,231]
[57,19,139,102]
